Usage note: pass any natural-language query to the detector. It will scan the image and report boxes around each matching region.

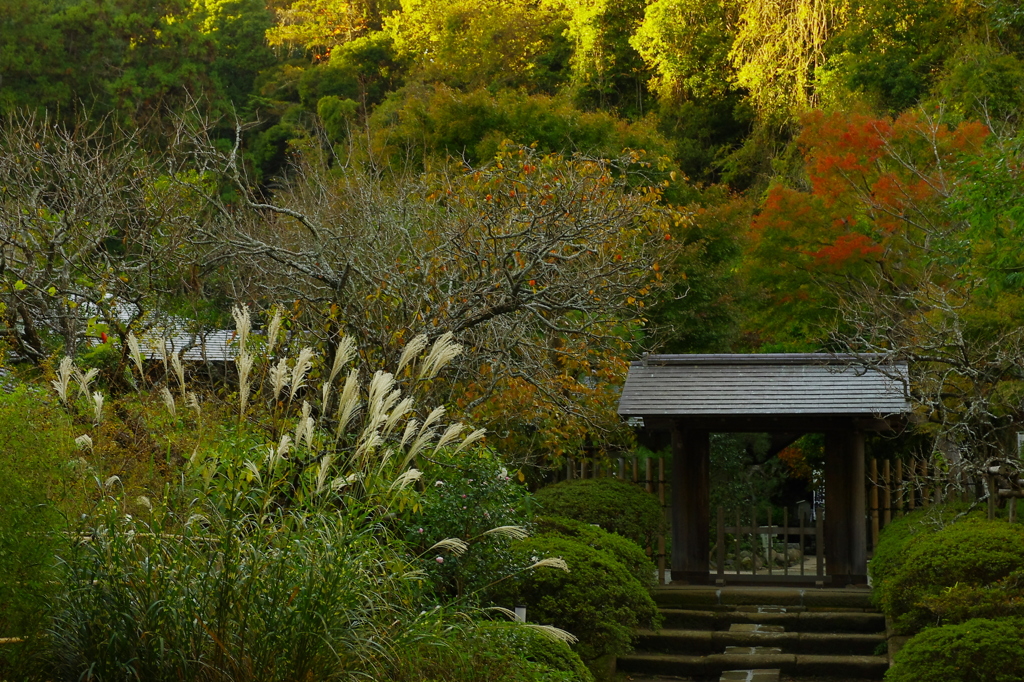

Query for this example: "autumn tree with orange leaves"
[187,134,691,465]
[748,108,1024,466]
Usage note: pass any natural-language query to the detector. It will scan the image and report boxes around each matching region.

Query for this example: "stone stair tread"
[657,608,885,633]
[720,670,780,682]
[618,652,889,676]
[730,623,785,633]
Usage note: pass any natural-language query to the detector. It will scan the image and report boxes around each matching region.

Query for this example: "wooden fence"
[565,453,1021,584]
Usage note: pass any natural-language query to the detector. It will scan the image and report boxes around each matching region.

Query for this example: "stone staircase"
[618,585,888,681]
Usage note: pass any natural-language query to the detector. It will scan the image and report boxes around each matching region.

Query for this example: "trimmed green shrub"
[886,617,1024,682]
[490,623,595,682]
[916,568,1024,625]
[535,515,656,587]
[399,449,534,598]
[534,478,664,549]
[869,503,986,590]
[486,536,661,663]
[389,622,591,682]
[878,518,1024,633]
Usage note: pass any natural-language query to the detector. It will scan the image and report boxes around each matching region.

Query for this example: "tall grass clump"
[46,494,429,682]
[37,306,575,681]
[0,386,81,676]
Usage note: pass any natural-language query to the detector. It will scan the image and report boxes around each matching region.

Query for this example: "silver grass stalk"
[389,467,422,492]
[427,537,469,556]
[451,428,488,456]
[402,429,437,468]
[420,406,446,435]
[328,336,356,385]
[525,624,578,645]
[382,397,415,437]
[400,419,420,448]
[294,403,309,448]
[237,352,254,417]
[528,557,569,572]
[331,472,360,492]
[303,416,315,449]
[289,347,314,400]
[186,392,201,418]
[396,334,428,374]
[127,333,144,380]
[269,358,289,402]
[74,434,93,451]
[231,304,251,352]
[487,606,519,621]
[434,422,465,452]
[266,306,283,356]
[75,367,99,401]
[482,525,529,541]
[51,356,75,404]
[269,433,292,471]
[315,454,334,494]
[334,369,360,437]
[321,382,332,413]
[160,386,176,417]
[243,461,263,487]
[92,391,104,424]
[170,352,185,393]
[354,430,382,463]
[418,332,463,380]
[366,371,396,423]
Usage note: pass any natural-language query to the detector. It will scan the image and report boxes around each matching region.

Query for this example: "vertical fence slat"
[816,509,824,581]
[870,457,880,550]
[896,459,904,517]
[921,460,930,508]
[767,506,773,577]
[658,457,666,585]
[717,506,725,581]
[734,509,741,576]
[783,507,789,577]
[750,505,757,576]
[883,459,892,527]
[799,509,805,577]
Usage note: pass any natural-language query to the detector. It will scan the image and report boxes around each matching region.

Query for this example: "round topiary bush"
[534,478,663,549]
[878,519,1024,633]
[491,623,595,682]
[869,504,986,590]
[535,515,656,587]
[886,617,1024,682]
[486,535,661,663]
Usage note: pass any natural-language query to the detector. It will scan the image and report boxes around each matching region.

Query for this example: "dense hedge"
[876,518,1024,633]
[486,535,661,663]
[886,618,1024,682]
[534,478,664,549]
[535,516,656,587]
[869,504,985,590]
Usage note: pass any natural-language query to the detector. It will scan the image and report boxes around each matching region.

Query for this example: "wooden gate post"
[670,422,710,584]
[824,429,868,585]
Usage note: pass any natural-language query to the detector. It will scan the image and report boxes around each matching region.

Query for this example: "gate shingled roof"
[617,353,910,417]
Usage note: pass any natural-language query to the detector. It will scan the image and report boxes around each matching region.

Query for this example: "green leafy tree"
[631,0,740,101]
[387,0,568,91]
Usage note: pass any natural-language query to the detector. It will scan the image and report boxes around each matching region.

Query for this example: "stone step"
[617,652,888,679]
[659,608,885,633]
[720,669,780,682]
[635,628,885,656]
[653,586,874,610]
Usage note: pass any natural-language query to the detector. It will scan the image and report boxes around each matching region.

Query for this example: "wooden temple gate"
[616,353,911,586]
